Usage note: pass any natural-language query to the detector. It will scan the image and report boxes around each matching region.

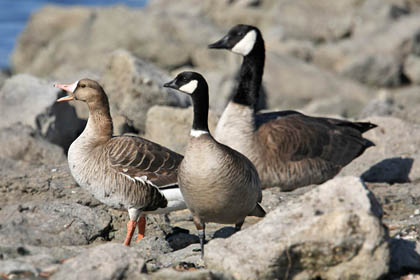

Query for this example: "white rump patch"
[232,30,257,56]
[190,129,208,137]
[145,188,186,214]
[67,80,79,93]
[179,80,198,94]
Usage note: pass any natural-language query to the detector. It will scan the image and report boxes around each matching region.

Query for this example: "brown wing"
[106,136,183,188]
[256,112,374,167]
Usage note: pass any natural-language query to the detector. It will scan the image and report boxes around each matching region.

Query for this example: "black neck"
[232,38,265,109]
[191,83,210,132]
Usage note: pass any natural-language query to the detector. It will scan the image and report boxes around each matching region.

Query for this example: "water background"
[0,0,147,70]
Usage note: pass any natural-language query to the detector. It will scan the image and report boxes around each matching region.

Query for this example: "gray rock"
[0,74,86,152]
[339,116,420,183]
[102,50,190,134]
[150,267,232,280]
[313,13,420,87]
[0,74,58,129]
[0,124,66,166]
[155,244,202,270]
[352,0,411,38]
[360,86,420,125]
[51,243,147,280]
[205,176,389,280]
[12,5,221,79]
[145,105,218,154]
[263,52,371,116]
[11,5,91,76]
[359,90,395,118]
[0,245,86,278]
[390,86,420,124]
[404,54,420,85]
[0,202,111,247]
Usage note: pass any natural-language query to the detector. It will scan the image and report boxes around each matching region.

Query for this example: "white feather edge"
[120,172,186,214]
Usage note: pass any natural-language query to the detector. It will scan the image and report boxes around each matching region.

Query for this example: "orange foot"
[136,216,146,242]
[123,220,137,246]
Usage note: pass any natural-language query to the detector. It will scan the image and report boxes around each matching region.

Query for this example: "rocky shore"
[1,0,420,279]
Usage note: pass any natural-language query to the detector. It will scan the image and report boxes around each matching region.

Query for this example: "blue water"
[0,0,147,70]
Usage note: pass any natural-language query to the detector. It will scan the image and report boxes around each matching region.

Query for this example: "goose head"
[208,24,262,56]
[54,79,107,106]
[163,71,207,96]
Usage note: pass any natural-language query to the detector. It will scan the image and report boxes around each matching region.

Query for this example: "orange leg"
[136,216,146,242]
[123,220,137,246]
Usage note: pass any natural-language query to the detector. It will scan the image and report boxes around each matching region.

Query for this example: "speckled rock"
[205,176,389,280]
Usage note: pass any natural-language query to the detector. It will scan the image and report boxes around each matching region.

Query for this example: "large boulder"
[313,13,420,87]
[339,116,420,183]
[0,74,86,152]
[51,243,146,280]
[0,124,65,166]
[102,50,190,134]
[145,105,218,154]
[205,176,389,280]
[11,4,221,80]
[262,52,372,116]
[0,202,111,247]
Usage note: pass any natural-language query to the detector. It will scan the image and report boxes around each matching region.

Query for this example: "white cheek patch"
[179,80,198,94]
[232,30,257,56]
[67,80,79,93]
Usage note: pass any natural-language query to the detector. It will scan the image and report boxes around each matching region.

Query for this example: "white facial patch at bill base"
[231,30,257,56]
[66,80,79,93]
[179,80,198,94]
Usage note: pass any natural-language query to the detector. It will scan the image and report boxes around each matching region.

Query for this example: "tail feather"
[249,203,266,218]
[336,121,377,134]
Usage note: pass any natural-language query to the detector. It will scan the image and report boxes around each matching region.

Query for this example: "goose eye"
[80,84,86,88]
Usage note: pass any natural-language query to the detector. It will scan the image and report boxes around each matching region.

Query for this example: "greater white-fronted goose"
[208,24,377,190]
[54,79,186,246]
[164,71,266,257]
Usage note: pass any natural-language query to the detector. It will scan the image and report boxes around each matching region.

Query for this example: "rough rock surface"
[145,105,218,154]
[313,12,420,87]
[51,243,146,280]
[4,0,420,278]
[262,52,372,116]
[339,116,420,183]
[11,5,221,79]
[0,124,66,166]
[0,201,112,247]
[205,177,389,280]
[102,50,190,134]
[0,74,86,152]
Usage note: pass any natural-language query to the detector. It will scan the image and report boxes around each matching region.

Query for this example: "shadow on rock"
[361,157,413,184]
[389,238,420,277]
[213,226,237,239]
[37,90,87,154]
[166,227,199,251]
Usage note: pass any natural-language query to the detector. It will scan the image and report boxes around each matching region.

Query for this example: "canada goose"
[54,79,186,246]
[208,24,377,190]
[164,71,265,257]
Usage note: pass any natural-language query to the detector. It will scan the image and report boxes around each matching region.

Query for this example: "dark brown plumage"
[209,24,376,189]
